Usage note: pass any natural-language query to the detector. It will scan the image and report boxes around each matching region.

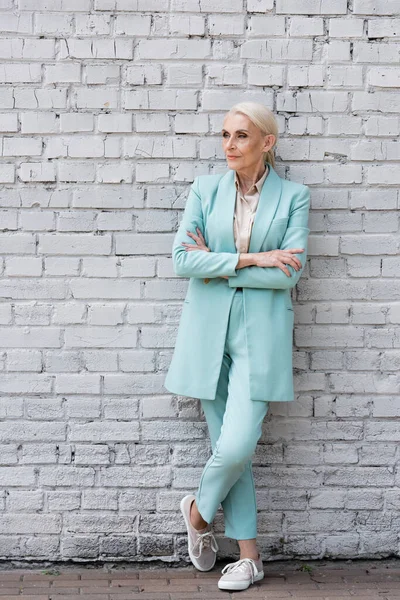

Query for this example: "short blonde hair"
[225,102,278,168]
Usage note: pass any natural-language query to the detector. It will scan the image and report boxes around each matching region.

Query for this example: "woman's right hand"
[254,249,304,277]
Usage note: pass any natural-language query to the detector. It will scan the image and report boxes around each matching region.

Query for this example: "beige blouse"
[233,164,269,254]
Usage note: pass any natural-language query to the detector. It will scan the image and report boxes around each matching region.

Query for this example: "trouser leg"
[194,291,269,540]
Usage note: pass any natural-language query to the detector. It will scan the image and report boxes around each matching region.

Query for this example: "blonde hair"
[225,102,278,169]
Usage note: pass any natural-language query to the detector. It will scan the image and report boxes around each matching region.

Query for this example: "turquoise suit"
[165,162,311,539]
[164,161,311,403]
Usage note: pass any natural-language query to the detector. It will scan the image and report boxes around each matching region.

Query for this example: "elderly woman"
[164,102,310,592]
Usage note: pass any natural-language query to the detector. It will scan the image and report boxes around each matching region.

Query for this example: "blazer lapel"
[214,169,238,253]
[214,162,283,254]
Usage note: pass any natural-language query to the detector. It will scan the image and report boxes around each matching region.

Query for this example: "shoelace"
[191,530,219,559]
[221,558,259,584]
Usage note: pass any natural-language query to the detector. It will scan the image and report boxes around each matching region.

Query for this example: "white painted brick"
[247,0,274,10]
[354,0,399,14]
[328,66,363,87]
[166,64,202,87]
[248,65,285,86]
[98,114,132,133]
[95,0,169,9]
[73,186,143,209]
[1,12,32,33]
[45,257,80,276]
[367,67,400,88]
[0,209,17,230]
[35,13,74,35]
[0,63,41,83]
[83,350,118,371]
[329,18,364,38]
[354,42,399,64]
[248,16,285,36]
[60,113,94,132]
[0,163,15,182]
[86,64,119,85]
[368,19,400,38]
[137,162,171,182]
[19,162,56,182]
[124,89,197,111]
[119,350,155,372]
[58,161,95,182]
[209,15,244,36]
[0,113,18,132]
[70,278,140,299]
[46,63,82,85]
[170,14,205,36]
[4,137,42,156]
[81,257,118,277]
[47,491,80,511]
[120,258,156,277]
[0,234,36,254]
[6,349,42,371]
[14,303,52,325]
[97,163,133,184]
[241,39,313,61]
[288,17,324,36]
[55,374,100,394]
[0,0,399,565]
[276,0,347,14]
[75,88,119,109]
[0,304,12,324]
[75,13,111,35]
[65,326,137,348]
[175,114,208,134]
[24,401,65,424]
[38,234,112,255]
[53,302,86,325]
[57,211,96,232]
[87,303,125,325]
[172,0,243,12]
[65,398,100,420]
[20,210,55,231]
[14,87,67,109]
[6,257,42,276]
[114,14,151,35]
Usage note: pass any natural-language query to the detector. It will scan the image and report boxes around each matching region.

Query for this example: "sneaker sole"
[218,570,264,590]
[180,495,216,572]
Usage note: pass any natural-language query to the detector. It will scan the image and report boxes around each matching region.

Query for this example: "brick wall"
[0,0,399,563]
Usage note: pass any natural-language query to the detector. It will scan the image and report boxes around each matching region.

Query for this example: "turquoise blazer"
[164,161,311,402]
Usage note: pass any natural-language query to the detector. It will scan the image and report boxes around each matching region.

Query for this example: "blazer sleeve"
[172,176,240,279]
[227,186,311,290]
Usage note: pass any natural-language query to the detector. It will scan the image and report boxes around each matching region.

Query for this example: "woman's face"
[222,112,275,170]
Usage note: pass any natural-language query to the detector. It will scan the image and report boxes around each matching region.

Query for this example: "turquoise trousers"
[194,290,270,540]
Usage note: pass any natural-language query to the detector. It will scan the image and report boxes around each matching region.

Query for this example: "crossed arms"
[172,176,310,290]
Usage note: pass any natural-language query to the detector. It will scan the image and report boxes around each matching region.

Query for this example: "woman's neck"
[236,164,268,195]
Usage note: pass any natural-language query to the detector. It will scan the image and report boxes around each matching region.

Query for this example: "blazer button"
[204,278,210,284]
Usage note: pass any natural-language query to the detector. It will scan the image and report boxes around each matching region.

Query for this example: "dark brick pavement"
[0,558,399,599]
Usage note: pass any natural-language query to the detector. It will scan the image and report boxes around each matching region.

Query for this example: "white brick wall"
[0,0,399,564]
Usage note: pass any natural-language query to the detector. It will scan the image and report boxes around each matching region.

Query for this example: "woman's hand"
[181,227,210,252]
[254,248,304,277]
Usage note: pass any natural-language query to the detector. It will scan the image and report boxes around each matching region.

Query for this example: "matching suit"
[165,162,311,539]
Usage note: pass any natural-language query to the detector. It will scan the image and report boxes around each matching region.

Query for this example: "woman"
[164,102,310,592]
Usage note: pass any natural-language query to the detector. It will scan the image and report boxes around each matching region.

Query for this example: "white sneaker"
[180,494,219,572]
[218,555,264,591]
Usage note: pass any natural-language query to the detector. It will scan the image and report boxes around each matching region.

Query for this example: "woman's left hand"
[181,228,210,252]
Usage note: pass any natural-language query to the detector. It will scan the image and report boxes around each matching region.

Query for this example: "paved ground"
[0,558,399,599]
